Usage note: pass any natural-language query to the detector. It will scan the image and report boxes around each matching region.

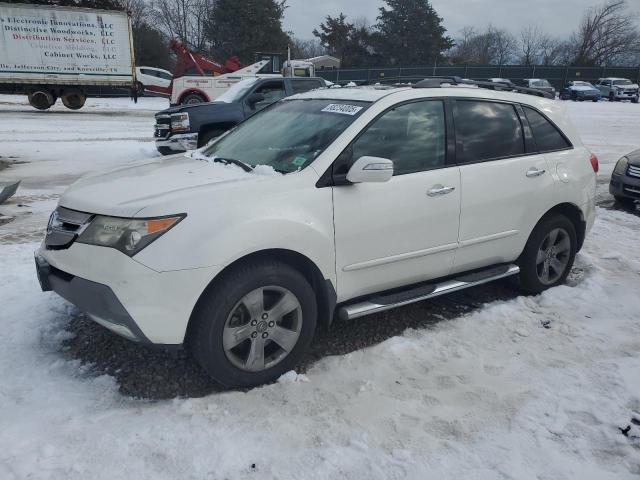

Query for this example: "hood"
[59,154,280,217]
[155,101,232,117]
[626,148,640,166]
[569,85,598,92]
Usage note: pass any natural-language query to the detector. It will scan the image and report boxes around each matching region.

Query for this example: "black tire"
[632,97,639,104]
[28,90,56,110]
[518,214,577,294]
[136,82,145,96]
[181,92,205,105]
[157,146,174,156]
[61,89,86,110]
[592,99,599,102]
[609,92,615,102]
[189,260,317,388]
[614,195,636,208]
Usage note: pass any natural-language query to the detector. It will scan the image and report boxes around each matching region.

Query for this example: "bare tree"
[148,0,212,52]
[570,0,640,66]
[290,38,327,59]
[450,25,516,65]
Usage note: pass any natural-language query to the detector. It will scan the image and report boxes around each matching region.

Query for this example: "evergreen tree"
[207,0,290,64]
[313,14,353,65]
[373,0,453,65]
[313,14,373,67]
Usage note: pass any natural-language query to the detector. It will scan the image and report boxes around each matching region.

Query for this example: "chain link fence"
[316,65,640,90]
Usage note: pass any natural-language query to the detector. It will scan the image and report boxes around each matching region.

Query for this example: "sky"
[283,0,640,41]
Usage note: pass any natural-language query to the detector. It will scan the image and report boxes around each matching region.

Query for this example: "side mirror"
[346,156,394,183]
[247,92,265,107]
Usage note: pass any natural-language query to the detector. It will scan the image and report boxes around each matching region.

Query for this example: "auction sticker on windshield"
[321,104,364,115]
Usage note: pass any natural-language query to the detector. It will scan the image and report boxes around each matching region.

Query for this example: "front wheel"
[632,97,639,104]
[189,260,317,388]
[181,92,205,105]
[518,214,577,294]
[614,195,636,208]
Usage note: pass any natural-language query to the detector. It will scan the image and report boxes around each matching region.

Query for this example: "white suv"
[36,80,597,387]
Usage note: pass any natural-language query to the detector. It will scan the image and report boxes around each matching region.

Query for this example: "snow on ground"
[1,94,640,479]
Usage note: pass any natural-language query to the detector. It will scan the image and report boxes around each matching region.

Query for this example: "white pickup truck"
[0,3,136,110]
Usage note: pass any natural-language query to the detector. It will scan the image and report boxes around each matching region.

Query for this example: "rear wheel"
[28,89,56,110]
[609,92,615,102]
[518,214,577,294]
[632,96,639,104]
[61,89,86,110]
[189,260,317,388]
[136,81,145,96]
[181,92,205,105]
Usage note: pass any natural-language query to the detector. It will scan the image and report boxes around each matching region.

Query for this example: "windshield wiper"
[211,156,254,173]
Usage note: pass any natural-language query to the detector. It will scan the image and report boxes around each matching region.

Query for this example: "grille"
[623,185,640,198]
[154,114,171,139]
[45,206,93,250]
[628,165,640,178]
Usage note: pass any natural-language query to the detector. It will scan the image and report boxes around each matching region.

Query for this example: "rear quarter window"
[522,106,571,152]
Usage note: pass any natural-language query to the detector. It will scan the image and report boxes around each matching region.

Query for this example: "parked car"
[135,66,173,96]
[610,148,640,206]
[519,79,556,98]
[36,82,597,388]
[155,76,325,154]
[560,81,601,102]
[486,78,516,89]
[595,78,639,103]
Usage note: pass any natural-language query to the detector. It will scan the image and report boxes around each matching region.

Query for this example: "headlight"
[171,112,190,132]
[614,156,628,175]
[77,214,185,256]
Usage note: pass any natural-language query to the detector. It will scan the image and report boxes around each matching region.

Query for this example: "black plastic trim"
[35,257,153,344]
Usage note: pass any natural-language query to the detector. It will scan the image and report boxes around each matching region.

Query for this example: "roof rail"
[412,76,554,99]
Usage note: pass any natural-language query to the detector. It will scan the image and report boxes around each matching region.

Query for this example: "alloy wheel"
[222,286,302,372]
[536,227,571,285]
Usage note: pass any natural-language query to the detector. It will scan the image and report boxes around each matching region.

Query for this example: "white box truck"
[0,2,135,110]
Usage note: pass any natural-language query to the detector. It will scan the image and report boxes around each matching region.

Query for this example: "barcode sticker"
[321,104,363,115]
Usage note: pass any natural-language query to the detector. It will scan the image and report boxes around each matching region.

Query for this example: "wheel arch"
[534,202,586,251]
[186,248,337,343]
[178,88,209,104]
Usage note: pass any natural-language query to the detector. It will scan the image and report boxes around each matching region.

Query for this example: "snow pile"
[188,150,283,176]
[1,208,639,479]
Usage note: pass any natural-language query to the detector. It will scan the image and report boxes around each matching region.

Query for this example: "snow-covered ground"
[1,94,640,479]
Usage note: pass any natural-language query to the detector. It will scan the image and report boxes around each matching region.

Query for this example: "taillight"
[590,153,599,173]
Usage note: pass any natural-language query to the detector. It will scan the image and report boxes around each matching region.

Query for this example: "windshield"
[202,99,370,173]
[531,80,552,87]
[613,79,633,85]
[216,78,259,103]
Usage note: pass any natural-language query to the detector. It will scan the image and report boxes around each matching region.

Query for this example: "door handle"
[427,185,456,197]
[526,167,546,178]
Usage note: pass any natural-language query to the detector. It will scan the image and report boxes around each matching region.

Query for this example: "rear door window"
[291,79,322,94]
[453,100,525,163]
[522,106,571,152]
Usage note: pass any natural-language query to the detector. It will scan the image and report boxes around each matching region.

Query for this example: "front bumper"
[613,90,639,100]
[155,133,198,154]
[35,242,221,345]
[610,172,640,200]
[36,254,150,343]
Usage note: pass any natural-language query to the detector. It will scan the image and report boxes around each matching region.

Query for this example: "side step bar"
[338,264,520,321]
